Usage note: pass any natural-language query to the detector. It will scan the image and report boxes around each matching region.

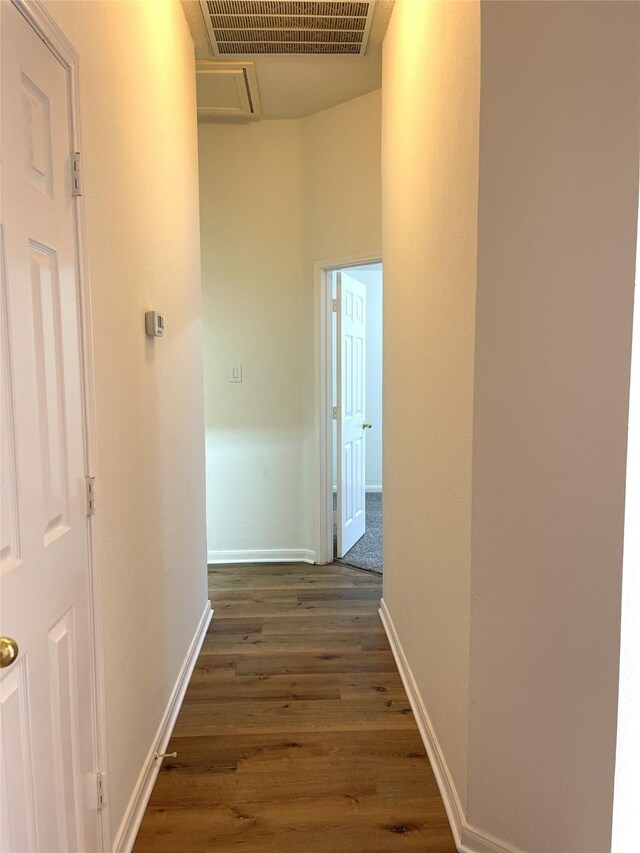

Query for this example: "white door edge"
[313,251,382,565]
[10,1,110,848]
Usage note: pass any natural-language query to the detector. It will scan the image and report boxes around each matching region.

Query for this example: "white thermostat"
[145,311,164,337]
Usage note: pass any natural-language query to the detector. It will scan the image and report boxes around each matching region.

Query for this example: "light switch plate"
[230,364,242,383]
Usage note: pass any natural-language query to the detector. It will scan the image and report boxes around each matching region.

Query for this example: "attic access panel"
[199,0,376,55]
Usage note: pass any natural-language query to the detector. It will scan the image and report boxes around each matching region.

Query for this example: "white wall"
[199,120,306,559]
[381,0,480,813]
[199,90,382,560]
[43,1,207,841]
[467,3,639,850]
[382,1,639,851]
[301,93,383,549]
[612,189,640,852]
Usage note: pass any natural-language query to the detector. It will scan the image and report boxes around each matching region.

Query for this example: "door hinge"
[86,476,97,515]
[332,406,338,420]
[96,772,108,810]
[71,152,82,196]
[332,298,338,312]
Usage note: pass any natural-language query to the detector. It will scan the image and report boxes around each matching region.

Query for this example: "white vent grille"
[200,1,376,55]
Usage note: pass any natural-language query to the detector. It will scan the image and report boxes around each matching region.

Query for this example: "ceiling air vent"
[199,1,376,55]
[196,60,262,120]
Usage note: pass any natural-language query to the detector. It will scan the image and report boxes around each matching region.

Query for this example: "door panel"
[21,71,54,197]
[48,610,85,852]
[0,3,99,850]
[0,659,37,853]
[31,241,71,543]
[337,271,367,557]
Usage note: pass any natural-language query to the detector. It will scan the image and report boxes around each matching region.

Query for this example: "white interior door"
[337,271,367,557]
[1,3,100,850]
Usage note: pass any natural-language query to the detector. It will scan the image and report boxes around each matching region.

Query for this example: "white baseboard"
[208,549,316,565]
[112,599,213,853]
[379,599,522,853]
[378,599,465,846]
[459,825,524,853]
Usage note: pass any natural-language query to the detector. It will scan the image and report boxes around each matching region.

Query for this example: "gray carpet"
[333,492,382,573]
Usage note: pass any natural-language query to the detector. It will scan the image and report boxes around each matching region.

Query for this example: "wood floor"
[133,563,455,852]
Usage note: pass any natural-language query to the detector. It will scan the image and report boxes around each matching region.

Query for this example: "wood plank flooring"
[133,563,455,852]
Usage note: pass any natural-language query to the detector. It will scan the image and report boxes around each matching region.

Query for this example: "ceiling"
[181,1,394,119]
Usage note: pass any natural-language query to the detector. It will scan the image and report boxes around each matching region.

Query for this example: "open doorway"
[314,255,383,572]
[333,263,383,571]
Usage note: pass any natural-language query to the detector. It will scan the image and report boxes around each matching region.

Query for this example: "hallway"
[133,563,455,852]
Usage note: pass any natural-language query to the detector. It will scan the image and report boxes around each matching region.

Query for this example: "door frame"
[11,1,110,848]
[313,251,382,564]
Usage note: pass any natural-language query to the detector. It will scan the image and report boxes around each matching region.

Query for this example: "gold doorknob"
[362,422,373,429]
[0,637,19,669]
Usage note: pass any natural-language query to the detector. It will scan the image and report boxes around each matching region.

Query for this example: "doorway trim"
[313,251,382,565]
[12,1,110,848]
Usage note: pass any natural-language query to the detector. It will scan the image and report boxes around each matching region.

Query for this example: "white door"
[336,271,367,557]
[0,3,100,851]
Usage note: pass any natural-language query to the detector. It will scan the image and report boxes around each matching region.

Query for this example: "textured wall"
[44,0,208,840]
